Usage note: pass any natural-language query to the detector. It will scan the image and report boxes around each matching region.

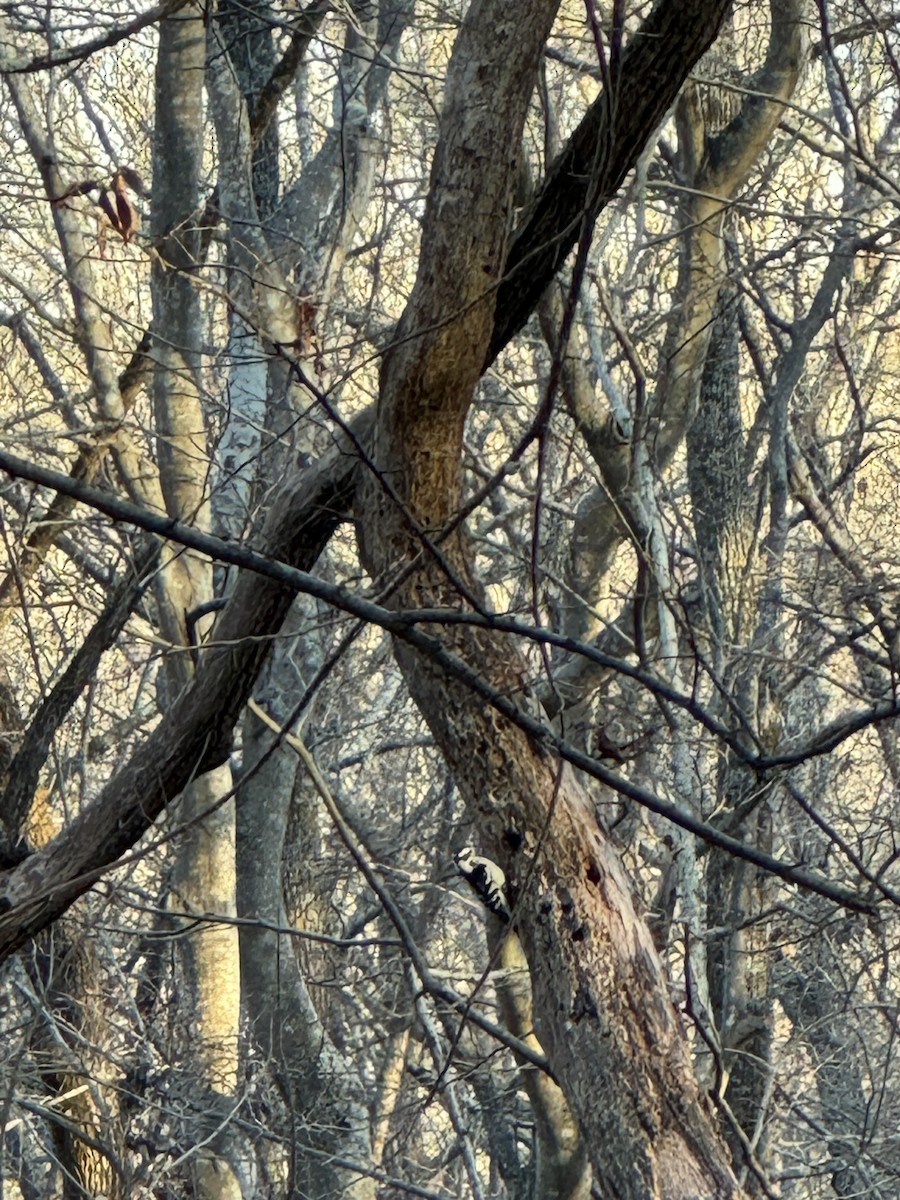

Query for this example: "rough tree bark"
[356,0,743,1192]
[493,928,590,1200]
[687,288,780,1187]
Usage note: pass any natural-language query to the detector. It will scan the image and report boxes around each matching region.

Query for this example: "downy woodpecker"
[454,847,511,922]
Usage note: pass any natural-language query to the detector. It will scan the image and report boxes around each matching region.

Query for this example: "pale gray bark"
[237,712,376,1200]
[151,11,242,1196]
[208,3,410,1192]
[272,0,409,292]
[493,929,590,1200]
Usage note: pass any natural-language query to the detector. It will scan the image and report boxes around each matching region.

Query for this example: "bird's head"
[453,846,476,870]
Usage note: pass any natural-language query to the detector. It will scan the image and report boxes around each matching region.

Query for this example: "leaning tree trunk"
[357,0,743,1193]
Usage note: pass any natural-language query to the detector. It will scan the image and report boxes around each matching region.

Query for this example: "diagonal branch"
[0,0,189,74]
[0,539,160,861]
[0,332,153,628]
[487,0,732,364]
[249,0,332,150]
[0,0,757,983]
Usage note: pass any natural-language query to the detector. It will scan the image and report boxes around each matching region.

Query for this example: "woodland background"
[1,0,900,1197]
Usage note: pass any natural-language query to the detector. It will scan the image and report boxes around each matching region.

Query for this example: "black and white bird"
[454,847,511,923]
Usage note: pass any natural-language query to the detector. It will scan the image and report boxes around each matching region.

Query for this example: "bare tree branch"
[0,0,189,74]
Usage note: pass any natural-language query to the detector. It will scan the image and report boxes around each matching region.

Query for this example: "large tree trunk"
[356,0,742,1192]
